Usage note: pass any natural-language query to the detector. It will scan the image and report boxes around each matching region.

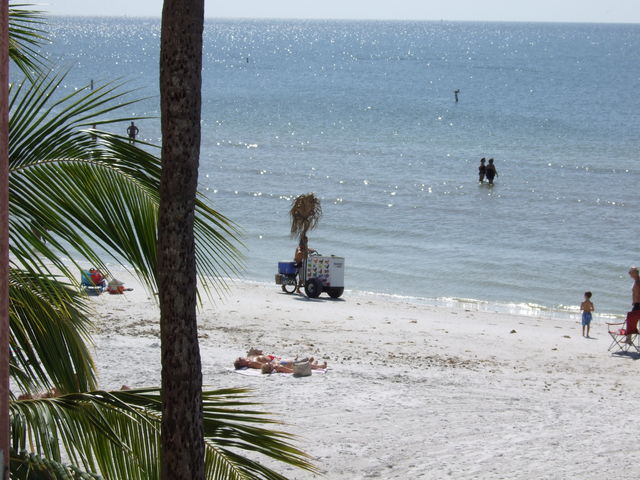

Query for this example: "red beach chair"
[606,311,640,354]
[80,268,106,296]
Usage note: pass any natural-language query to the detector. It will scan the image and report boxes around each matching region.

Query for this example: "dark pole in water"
[90,79,94,90]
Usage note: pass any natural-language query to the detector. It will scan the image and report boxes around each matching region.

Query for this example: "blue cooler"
[278,261,297,275]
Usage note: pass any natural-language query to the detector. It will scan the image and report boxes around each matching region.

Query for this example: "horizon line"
[47,14,640,26]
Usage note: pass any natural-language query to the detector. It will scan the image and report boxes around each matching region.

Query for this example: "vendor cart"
[275,253,345,298]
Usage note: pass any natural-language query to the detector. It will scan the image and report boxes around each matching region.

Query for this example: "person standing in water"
[486,158,497,184]
[454,89,460,102]
[478,158,486,183]
[126,121,139,144]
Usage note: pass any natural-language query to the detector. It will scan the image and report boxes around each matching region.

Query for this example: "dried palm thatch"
[289,193,322,240]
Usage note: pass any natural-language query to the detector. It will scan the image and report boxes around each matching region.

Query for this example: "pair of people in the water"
[478,158,497,184]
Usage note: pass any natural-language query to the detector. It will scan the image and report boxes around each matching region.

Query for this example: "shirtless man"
[630,266,640,311]
[126,121,139,144]
[478,158,486,183]
[233,356,327,374]
[486,158,497,184]
[234,349,327,374]
[294,235,316,293]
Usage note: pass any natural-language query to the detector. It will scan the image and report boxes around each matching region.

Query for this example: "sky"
[43,0,640,23]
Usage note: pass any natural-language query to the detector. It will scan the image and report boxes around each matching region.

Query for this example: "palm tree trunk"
[0,1,10,477]
[158,1,205,479]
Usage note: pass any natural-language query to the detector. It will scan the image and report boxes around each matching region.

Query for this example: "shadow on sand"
[611,350,640,361]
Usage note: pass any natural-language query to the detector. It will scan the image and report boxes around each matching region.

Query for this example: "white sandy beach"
[88,272,640,479]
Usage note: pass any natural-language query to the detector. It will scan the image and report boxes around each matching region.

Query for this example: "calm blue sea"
[35,17,640,318]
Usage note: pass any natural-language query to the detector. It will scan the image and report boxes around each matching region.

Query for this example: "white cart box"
[305,255,344,288]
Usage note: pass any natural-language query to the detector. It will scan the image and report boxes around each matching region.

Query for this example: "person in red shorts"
[88,268,107,288]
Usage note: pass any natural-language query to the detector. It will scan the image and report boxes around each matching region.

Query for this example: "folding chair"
[606,311,640,353]
[80,269,105,296]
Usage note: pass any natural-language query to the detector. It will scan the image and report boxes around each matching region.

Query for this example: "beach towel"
[231,367,327,377]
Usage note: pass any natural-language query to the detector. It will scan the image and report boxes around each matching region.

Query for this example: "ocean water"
[32,17,640,317]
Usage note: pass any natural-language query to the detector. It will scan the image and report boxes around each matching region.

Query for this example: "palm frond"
[9,267,97,394]
[8,2,49,80]
[9,72,243,295]
[97,132,245,295]
[289,193,322,240]
[10,388,316,480]
[10,448,100,479]
[9,72,145,169]
[3,8,310,479]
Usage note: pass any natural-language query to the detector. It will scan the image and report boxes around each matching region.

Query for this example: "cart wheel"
[327,287,344,299]
[281,283,297,294]
[304,278,322,298]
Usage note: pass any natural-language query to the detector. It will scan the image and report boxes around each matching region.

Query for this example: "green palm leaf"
[5,6,313,480]
[9,72,243,294]
[8,3,48,80]
[10,388,316,480]
[11,449,100,479]
[9,268,97,394]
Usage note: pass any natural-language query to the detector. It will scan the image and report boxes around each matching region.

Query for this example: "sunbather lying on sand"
[260,357,328,374]
[234,349,327,374]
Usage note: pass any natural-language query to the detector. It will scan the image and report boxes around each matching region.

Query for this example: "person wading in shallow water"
[486,158,498,184]
[126,121,139,144]
[478,158,486,183]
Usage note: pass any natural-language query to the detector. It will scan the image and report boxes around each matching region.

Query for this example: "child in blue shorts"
[580,291,594,338]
